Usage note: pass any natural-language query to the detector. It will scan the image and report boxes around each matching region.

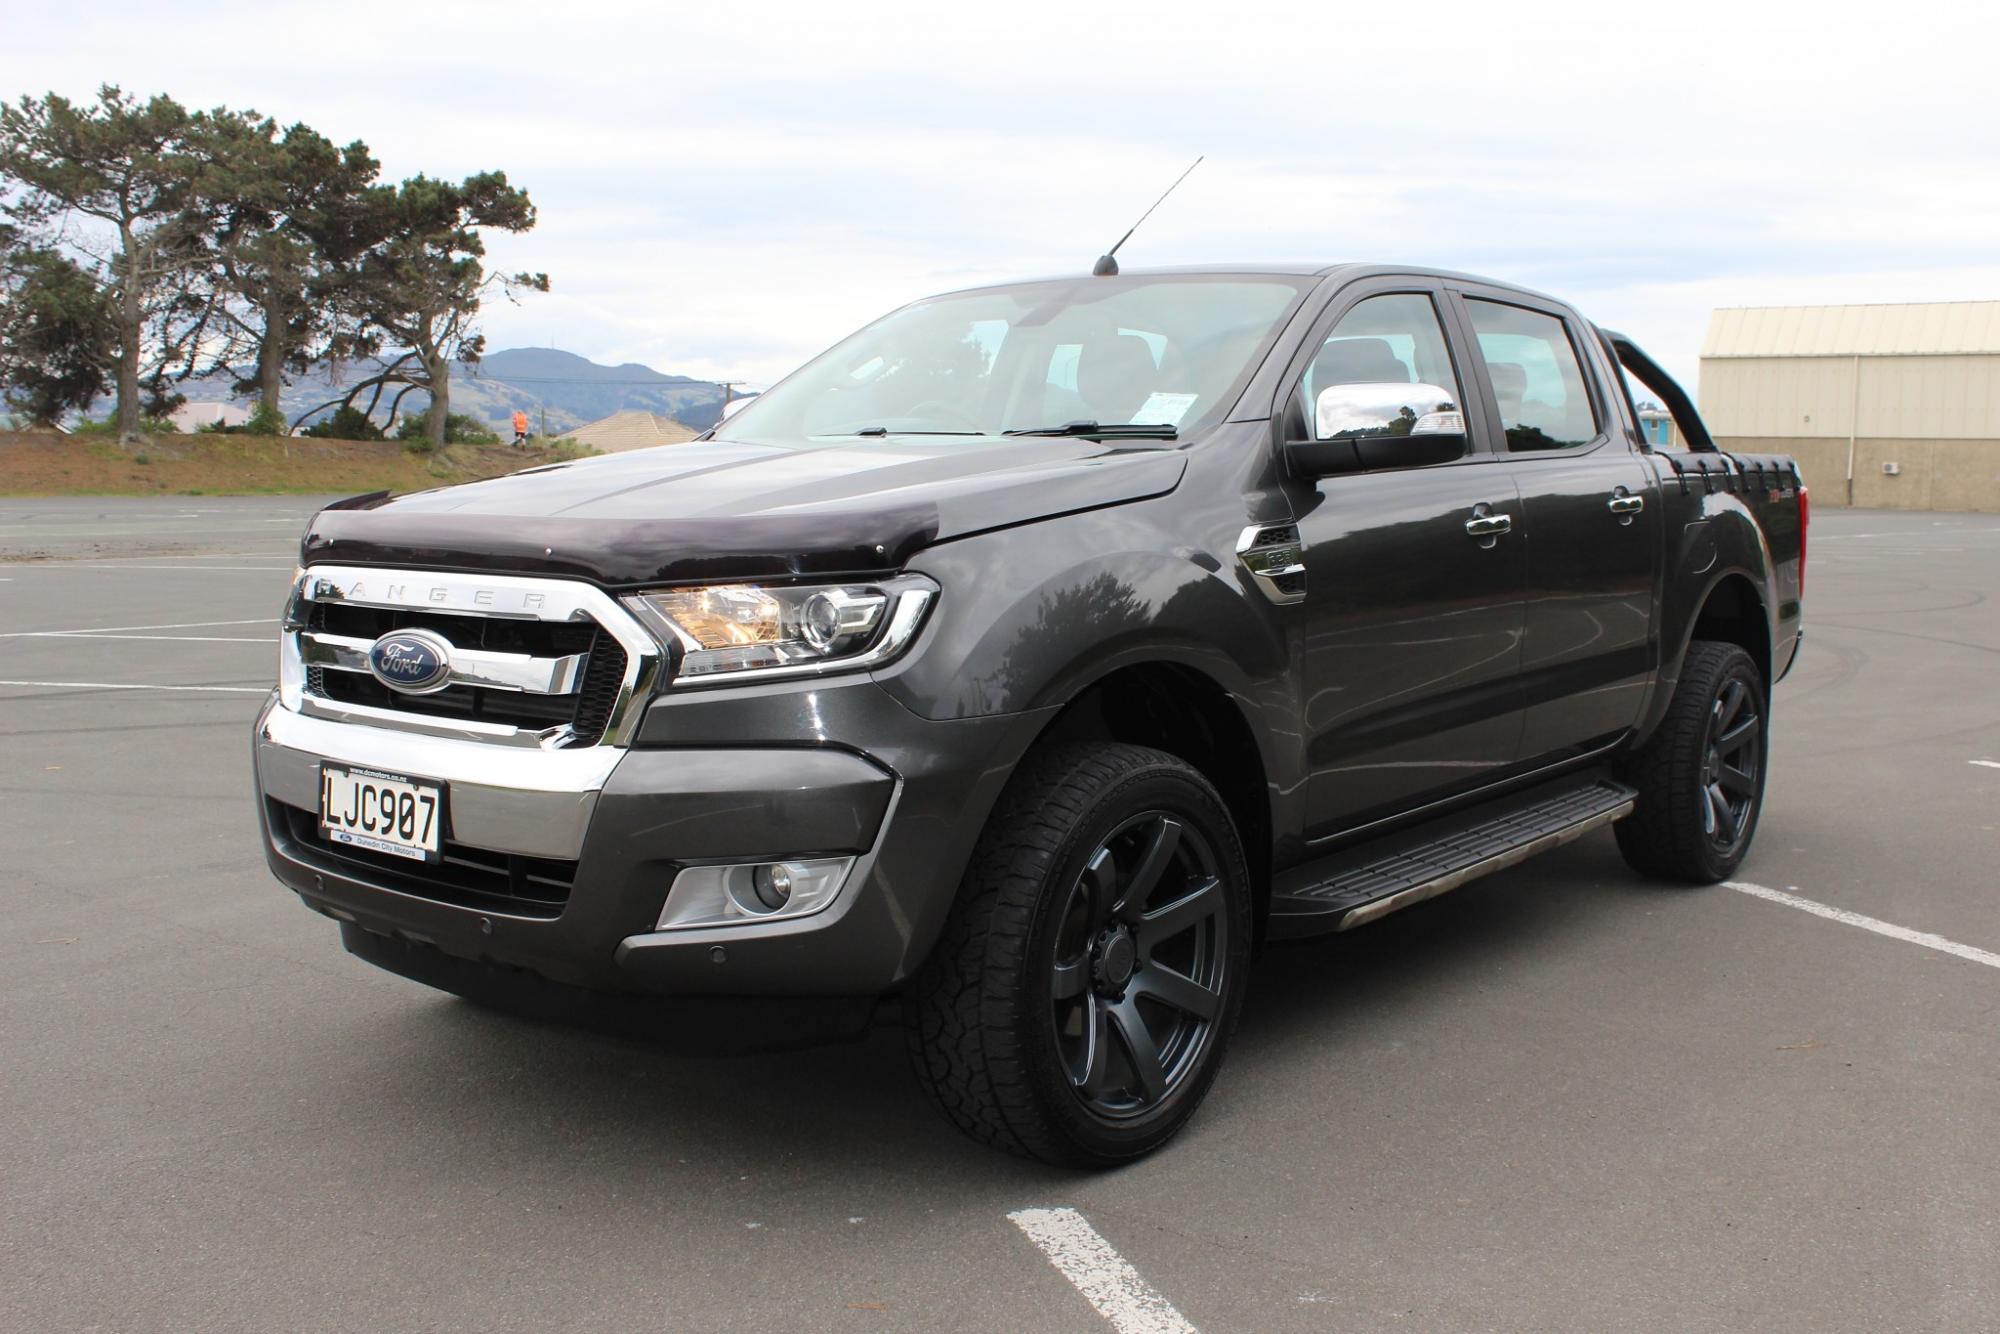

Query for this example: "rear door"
[1282,280,1528,836]
[1447,284,1660,763]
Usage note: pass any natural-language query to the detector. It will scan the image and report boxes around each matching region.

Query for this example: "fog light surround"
[655,856,856,930]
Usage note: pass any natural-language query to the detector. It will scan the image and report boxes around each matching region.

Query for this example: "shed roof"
[1702,301,2000,359]
[568,410,699,453]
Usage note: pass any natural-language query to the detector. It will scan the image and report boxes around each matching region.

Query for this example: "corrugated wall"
[1700,353,2000,511]
[1701,354,2000,441]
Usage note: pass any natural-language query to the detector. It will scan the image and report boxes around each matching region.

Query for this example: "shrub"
[541,437,599,462]
[300,405,386,441]
[240,402,288,436]
[73,414,177,435]
[395,412,498,447]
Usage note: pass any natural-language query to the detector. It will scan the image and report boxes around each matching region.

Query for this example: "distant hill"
[168,348,733,436]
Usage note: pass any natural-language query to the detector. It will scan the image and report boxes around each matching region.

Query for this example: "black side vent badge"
[1236,523,1306,605]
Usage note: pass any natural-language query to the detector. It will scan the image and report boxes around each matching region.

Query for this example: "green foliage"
[0,87,204,437]
[395,411,496,446]
[299,405,385,440]
[1,86,548,448]
[72,413,177,436]
[540,437,598,462]
[0,241,117,424]
[132,452,149,464]
[240,401,288,436]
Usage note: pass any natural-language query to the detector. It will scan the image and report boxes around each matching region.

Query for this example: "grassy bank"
[0,430,590,496]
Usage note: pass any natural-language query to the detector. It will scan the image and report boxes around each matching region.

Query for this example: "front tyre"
[1616,640,1769,883]
[905,743,1252,1166]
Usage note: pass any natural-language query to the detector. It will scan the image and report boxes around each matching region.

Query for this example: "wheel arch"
[1685,569,1772,689]
[1024,660,1275,939]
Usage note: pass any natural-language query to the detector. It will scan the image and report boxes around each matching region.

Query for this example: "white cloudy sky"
[8,0,1997,392]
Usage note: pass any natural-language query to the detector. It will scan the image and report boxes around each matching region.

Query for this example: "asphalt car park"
[3,496,1997,1332]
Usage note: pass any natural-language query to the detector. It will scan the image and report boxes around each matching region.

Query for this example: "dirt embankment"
[0,430,578,496]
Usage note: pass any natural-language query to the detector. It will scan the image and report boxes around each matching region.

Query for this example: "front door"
[1453,291,1660,761]
[1286,288,1528,837]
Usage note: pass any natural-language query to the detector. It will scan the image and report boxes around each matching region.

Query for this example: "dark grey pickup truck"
[253,264,1805,1165]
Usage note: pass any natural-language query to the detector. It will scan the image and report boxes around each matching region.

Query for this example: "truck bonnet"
[299,434,1187,586]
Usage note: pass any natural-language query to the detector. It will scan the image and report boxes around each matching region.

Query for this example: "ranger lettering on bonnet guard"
[255,261,1804,1165]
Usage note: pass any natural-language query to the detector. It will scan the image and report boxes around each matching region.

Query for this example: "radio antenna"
[1093,155,1204,276]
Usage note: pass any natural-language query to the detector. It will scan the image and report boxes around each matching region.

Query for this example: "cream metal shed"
[1697,301,2000,511]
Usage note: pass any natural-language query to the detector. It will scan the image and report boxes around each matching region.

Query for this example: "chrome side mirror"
[1286,381,1467,478]
[1315,381,1463,440]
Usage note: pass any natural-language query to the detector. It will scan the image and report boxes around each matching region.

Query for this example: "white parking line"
[7,633,267,642]
[1725,881,2000,970]
[1971,760,2000,771]
[0,679,268,694]
[0,618,272,638]
[1008,1207,1198,1334]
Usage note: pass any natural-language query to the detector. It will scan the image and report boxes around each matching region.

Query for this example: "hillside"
[169,347,732,436]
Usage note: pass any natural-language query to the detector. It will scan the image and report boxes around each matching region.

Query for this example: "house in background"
[568,410,699,453]
[169,401,253,433]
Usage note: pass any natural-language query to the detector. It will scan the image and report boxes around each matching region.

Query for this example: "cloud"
[7,0,1993,392]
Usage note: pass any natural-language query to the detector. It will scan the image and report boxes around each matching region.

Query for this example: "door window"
[1464,300,1599,450]
[1300,294,1464,444]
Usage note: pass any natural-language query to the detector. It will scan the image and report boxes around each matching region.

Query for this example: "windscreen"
[716,274,1312,445]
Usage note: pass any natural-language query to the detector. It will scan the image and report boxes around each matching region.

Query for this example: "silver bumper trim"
[256,694,619,859]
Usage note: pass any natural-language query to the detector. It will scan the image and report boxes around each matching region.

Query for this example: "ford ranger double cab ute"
[253,264,1805,1165]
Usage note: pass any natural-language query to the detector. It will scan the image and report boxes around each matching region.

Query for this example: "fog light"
[752,863,792,910]
[655,856,856,930]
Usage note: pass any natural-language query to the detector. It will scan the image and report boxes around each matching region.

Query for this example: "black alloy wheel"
[1701,675,1761,855]
[1049,812,1229,1120]
[1616,640,1770,883]
[906,742,1252,1166]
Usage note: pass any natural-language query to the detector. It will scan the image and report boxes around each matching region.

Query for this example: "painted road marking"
[7,632,267,642]
[0,618,272,638]
[0,680,269,694]
[1971,760,2000,771]
[1008,1207,1198,1334]
[1725,882,2000,971]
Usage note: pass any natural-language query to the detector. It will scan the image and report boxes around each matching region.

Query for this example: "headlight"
[623,575,935,685]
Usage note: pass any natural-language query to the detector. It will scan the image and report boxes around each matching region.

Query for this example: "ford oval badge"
[367,629,453,694]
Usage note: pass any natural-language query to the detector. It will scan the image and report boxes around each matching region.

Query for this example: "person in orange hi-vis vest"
[511,409,530,447]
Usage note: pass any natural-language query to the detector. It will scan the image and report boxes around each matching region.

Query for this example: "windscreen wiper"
[849,426,984,437]
[1001,420,1178,439]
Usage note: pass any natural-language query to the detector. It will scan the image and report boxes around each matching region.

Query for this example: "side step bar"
[1267,777,1637,940]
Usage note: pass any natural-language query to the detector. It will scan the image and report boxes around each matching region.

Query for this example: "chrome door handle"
[1608,494,1645,515]
[1464,513,1512,538]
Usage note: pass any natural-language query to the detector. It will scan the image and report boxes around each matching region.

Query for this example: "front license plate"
[319,765,444,862]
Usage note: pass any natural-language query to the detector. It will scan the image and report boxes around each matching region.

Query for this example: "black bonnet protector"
[300,436,1187,588]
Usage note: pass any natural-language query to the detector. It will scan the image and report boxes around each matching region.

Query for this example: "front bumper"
[254,678,1051,999]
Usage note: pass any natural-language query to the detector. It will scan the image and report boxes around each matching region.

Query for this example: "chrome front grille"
[279,566,663,749]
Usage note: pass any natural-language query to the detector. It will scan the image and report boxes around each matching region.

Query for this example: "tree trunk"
[256,305,287,418]
[115,226,142,441]
[424,353,449,450]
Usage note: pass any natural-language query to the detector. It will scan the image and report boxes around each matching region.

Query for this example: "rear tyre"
[1616,640,1768,883]
[905,742,1252,1166]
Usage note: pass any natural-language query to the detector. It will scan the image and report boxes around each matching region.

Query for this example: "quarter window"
[1464,300,1599,450]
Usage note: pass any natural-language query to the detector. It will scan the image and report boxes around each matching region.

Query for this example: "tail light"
[1797,484,1809,594]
